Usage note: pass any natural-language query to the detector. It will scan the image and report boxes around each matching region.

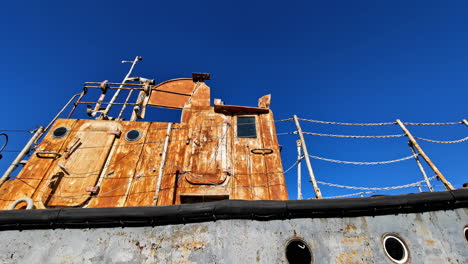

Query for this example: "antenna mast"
[99,56,142,119]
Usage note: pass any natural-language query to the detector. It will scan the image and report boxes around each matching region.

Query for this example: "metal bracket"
[250,148,274,155]
[36,151,62,159]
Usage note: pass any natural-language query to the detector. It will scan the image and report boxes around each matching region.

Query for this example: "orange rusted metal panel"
[124,122,169,206]
[148,91,190,109]
[184,113,231,185]
[259,112,288,200]
[148,78,195,109]
[258,94,271,108]
[88,121,151,208]
[155,78,195,94]
[157,123,189,206]
[0,119,78,210]
[42,120,121,207]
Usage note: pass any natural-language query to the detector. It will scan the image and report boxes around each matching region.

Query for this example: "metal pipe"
[0,126,45,185]
[100,56,142,119]
[116,89,134,120]
[296,140,303,200]
[44,93,82,133]
[152,123,173,205]
[66,91,86,118]
[84,82,143,86]
[77,102,139,106]
[396,119,454,190]
[408,142,434,192]
[293,115,322,199]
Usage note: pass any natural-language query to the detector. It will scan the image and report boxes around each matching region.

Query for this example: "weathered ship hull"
[1,190,467,263]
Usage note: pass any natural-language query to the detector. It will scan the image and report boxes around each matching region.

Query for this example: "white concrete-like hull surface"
[0,208,466,264]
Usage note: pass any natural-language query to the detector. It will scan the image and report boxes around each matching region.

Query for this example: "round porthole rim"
[51,126,70,139]
[125,129,142,142]
[382,234,409,264]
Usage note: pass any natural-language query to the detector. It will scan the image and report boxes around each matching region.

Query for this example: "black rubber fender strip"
[0,189,467,230]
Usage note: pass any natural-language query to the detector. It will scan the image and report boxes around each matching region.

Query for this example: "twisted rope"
[322,191,377,199]
[414,136,468,144]
[302,131,405,139]
[298,118,396,126]
[317,175,437,191]
[308,154,416,165]
[402,121,462,126]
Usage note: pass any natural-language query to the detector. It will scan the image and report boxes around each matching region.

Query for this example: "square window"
[237,116,257,138]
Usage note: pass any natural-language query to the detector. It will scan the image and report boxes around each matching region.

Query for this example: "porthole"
[464,227,468,243]
[382,235,409,264]
[125,129,142,142]
[285,238,312,264]
[51,126,69,139]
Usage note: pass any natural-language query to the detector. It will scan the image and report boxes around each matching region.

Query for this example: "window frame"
[236,115,258,139]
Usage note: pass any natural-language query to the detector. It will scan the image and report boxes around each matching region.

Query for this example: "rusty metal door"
[185,114,231,185]
[41,120,120,207]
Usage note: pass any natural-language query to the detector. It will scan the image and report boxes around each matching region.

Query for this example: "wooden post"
[408,142,434,192]
[293,115,322,199]
[396,119,454,190]
[152,123,173,205]
[296,140,303,200]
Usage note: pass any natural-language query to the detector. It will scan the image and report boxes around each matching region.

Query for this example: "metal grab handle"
[250,148,274,155]
[35,151,62,159]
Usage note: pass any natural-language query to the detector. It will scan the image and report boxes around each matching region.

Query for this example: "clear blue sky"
[0,1,467,199]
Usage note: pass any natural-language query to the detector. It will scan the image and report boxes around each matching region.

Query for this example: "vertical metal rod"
[293,115,322,199]
[296,140,303,200]
[0,126,45,185]
[396,119,454,190]
[152,123,173,205]
[101,56,142,119]
[67,91,86,118]
[116,89,134,120]
[408,142,434,192]
[417,185,423,193]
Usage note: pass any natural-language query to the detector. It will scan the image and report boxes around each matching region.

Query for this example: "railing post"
[407,142,434,192]
[396,119,454,190]
[293,115,322,199]
[152,123,172,205]
[296,140,303,200]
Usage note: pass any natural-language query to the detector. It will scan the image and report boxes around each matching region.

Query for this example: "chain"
[414,136,468,144]
[301,131,405,139]
[317,175,437,191]
[298,118,396,126]
[402,121,462,126]
[308,154,416,165]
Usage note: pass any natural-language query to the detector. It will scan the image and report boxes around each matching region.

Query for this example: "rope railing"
[402,121,463,126]
[308,154,417,165]
[317,175,438,191]
[301,131,405,139]
[297,118,396,126]
[414,136,468,144]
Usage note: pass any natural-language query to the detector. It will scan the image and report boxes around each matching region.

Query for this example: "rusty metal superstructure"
[0,59,466,264]
[0,70,287,209]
